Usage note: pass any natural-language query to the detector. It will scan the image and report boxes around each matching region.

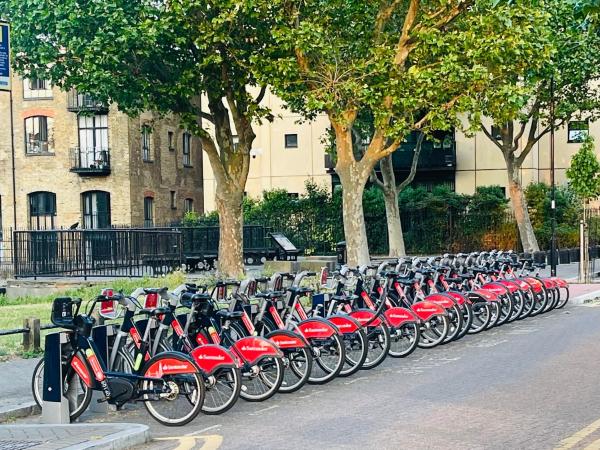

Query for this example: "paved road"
[72,301,600,450]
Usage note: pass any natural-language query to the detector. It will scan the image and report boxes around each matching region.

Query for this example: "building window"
[170,191,177,210]
[285,133,298,149]
[184,198,194,213]
[82,191,111,229]
[232,135,240,150]
[490,125,503,141]
[144,197,154,227]
[142,125,152,161]
[29,191,56,229]
[168,131,175,151]
[23,78,52,99]
[78,114,108,168]
[568,121,589,143]
[25,116,53,154]
[183,132,192,167]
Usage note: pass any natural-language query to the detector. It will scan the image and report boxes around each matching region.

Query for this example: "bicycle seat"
[143,287,167,295]
[287,287,314,296]
[395,278,417,285]
[255,277,269,283]
[139,307,169,317]
[444,277,462,283]
[216,310,244,320]
[381,271,399,278]
[180,292,211,308]
[331,294,358,303]
[255,291,285,299]
[215,280,241,288]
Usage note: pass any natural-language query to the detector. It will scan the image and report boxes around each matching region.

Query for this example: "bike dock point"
[40,323,116,423]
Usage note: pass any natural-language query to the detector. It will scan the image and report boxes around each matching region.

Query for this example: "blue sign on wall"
[0,22,10,91]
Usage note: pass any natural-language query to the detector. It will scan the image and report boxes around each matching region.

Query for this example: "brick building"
[0,75,204,231]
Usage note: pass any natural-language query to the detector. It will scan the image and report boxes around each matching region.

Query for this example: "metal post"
[550,75,557,277]
[41,332,70,424]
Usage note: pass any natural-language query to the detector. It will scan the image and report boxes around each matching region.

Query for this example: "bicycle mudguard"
[383,307,419,327]
[231,336,283,366]
[494,280,520,294]
[328,315,361,333]
[481,282,511,296]
[296,318,338,339]
[513,279,533,292]
[266,329,310,350]
[549,277,569,288]
[410,301,447,321]
[444,291,470,306]
[423,293,455,309]
[190,344,239,376]
[541,278,557,289]
[349,308,383,327]
[143,352,200,378]
[467,289,500,302]
[523,277,544,294]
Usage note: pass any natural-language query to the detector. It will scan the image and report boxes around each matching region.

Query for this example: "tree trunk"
[507,163,539,253]
[338,165,371,266]
[380,156,405,256]
[215,181,245,278]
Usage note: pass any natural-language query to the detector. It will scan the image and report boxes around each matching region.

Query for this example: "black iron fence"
[12,228,182,279]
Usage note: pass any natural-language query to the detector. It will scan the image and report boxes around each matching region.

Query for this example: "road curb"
[0,423,150,450]
[0,401,40,423]
[570,290,600,305]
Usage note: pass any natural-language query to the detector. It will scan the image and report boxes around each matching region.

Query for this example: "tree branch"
[370,168,385,188]
[480,122,505,152]
[255,85,267,105]
[394,0,420,66]
[375,0,404,41]
[397,132,425,191]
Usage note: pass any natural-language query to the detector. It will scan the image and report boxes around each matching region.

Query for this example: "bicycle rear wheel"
[419,316,449,348]
[339,328,368,377]
[240,356,284,402]
[388,322,420,358]
[308,333,346,384]
[361,322,390,370]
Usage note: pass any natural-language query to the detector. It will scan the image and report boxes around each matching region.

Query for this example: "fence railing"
[11,228,182,279]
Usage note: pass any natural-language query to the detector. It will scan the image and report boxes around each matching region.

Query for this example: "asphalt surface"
[71,300,600,450]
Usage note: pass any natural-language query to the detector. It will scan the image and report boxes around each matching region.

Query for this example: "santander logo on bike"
[274,340,301,346]
[415,307,440,313]
[241,345,269,352]
[303,327,329,333]
[160,362,190,372]
[389,314,410,319]
[196,354,226,361]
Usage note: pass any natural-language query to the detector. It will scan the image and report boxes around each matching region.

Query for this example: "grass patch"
[0,271,212,358]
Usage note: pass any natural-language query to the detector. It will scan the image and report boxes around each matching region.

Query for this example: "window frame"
[284,133,299,149]
[24,116,53,155]
[142,125,153,162]
[28,191,57,229]
[81,191,111,229]
[184,198,194,213]
[23,78,53,100]
[183,132,192,167]
[170,191,177,210]
[168,131,175,151]
[143,196,154,227]
[567,120,589,144]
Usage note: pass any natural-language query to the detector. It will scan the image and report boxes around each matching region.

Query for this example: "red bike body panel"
[410,301,447,321]
[542,278,557,289]
[423,293,455,309]
[550,277,569,288]
[444,291,470,306]
[266,329,309,349]
[328,315,361,333]
[472,289,500,302]
[481,283,510,296]
[495,280,520,293]
[524,277,544,293]
[190,344,239,375]
[231,337,283,366]
[349,309,383,327]
[514,279,533,291]
[296,319,338,339]
[144,357,198,378]
[383,307,419,327]
[71,355,93,388]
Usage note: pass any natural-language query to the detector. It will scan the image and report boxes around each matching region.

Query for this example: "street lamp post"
[550,75,557,277]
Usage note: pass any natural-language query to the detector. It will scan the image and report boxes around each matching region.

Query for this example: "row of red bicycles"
[32,250,568,425]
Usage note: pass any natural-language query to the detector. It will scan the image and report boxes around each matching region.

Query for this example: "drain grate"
[0,440,43,450]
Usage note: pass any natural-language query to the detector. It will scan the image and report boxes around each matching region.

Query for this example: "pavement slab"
[0,423,149,450]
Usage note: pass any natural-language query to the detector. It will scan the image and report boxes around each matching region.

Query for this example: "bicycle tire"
[419,315,449,347]
[388,322,420,358]
[308,332,346,384]
[338,327,368,377]
[361,322,390,370]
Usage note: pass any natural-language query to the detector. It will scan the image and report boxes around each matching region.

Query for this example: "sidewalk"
[0,423,149,450]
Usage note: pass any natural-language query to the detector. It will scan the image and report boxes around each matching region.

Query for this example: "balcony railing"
[70,147,111,176]
[67,90,108,112]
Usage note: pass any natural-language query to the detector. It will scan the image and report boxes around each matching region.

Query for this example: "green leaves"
[566,136,600,200]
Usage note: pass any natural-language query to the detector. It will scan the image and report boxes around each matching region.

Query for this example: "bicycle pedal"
[97,397,109,404]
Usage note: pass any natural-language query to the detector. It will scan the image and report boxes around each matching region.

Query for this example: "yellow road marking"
[556,418,600,449]
[156,434,223,450]
[583,438,600,450]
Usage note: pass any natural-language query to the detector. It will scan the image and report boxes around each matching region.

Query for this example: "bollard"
[23,317,41,352]
[41,332,70,424]
[89,324,114,413]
